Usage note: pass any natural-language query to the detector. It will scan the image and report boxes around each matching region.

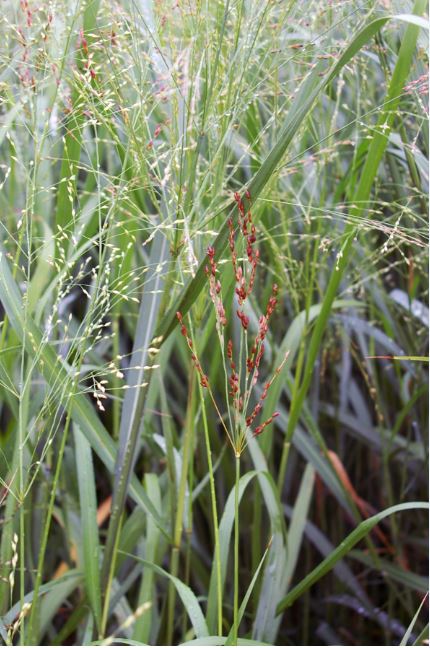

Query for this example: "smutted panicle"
[180,188,286,455]
[218,190,285,444]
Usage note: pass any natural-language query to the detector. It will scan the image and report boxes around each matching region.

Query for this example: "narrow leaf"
[276,502,429,613]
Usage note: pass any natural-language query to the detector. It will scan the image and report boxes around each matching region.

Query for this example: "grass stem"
[232,454,240,645]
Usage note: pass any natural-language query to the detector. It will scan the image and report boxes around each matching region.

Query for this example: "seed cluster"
[205,245,227,333]
[230,190,259,322]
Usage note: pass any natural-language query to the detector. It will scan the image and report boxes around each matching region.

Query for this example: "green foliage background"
[0,0,428,645]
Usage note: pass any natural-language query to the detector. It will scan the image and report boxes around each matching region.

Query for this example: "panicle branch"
[176,312,209,388]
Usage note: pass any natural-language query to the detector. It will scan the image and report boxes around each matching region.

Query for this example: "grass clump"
[0,0,428,645]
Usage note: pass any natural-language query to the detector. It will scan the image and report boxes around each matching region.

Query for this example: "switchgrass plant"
[0,0,428,645]
[176,191,290,643]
